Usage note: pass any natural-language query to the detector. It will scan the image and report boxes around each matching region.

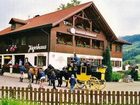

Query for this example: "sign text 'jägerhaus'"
[28,44,47,53]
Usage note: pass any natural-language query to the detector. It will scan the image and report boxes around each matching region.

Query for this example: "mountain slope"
[122,35,140,43]
[121,34,140,64]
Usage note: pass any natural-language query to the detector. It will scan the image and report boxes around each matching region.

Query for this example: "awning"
[4,56,11,59]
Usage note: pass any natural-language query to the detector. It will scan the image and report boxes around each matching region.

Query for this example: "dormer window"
[9,18,27,30]
[11,23,16,30]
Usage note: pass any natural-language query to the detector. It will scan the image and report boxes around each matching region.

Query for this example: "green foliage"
[122,34,140,64]
[130,69,139,81]
[0,98,39,105]
[57,0,81,10]
[102,47,112,82]
[124,70,131,75]
[112,72,122,82]
[138,73,140,80]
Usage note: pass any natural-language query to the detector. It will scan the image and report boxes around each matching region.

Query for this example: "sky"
[0,0,140,37]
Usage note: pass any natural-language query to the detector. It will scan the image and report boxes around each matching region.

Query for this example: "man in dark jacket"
[69,74,76,92]
[50,71,57,89]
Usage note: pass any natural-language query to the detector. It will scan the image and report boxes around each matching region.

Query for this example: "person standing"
[69,74,76,92]
[73,53,81,74]
[50,71,57,89]
[73,64,78,77]
[7,58,13,73]
[67,63,73,77]
[19,59,25,82]
[74,53,80,66]
[19,59,23,66]
[39,68,46,88]
[19,65,26,82]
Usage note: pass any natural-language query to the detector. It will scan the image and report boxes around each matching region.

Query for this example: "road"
[0,73,140,92]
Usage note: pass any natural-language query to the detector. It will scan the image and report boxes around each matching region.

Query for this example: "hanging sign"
[69,28,97,37]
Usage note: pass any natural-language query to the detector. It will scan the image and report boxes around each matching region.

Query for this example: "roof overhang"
[114,39,132,45]
[0,24,52,36]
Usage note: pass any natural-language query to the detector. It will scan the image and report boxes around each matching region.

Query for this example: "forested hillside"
[121,34,140,64]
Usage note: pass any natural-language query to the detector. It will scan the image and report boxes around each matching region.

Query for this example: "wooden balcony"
[55,43,103,56]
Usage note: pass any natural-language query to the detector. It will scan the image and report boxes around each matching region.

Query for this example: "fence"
[0,86,140,105]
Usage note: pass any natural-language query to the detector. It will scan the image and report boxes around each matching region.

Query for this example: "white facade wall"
[49,52,103,70]
[1,52,123,71]
[49,52,123,71]
[1,52,49,70]
[25,52,48,69]
[111,57,123,71]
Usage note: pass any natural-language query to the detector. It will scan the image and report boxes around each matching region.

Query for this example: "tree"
[57,0,81,10]
[102,47,112,82]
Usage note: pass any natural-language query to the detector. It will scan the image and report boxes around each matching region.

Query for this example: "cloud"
[0,0,60,30]
[93,0,140,36]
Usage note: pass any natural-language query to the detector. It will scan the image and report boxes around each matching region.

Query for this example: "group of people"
[64,53,104,92]
[7,58,26,82]
[4,53,100,92]
[6,58,47,88]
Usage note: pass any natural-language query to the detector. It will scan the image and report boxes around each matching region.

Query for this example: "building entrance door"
[15,55,25,65]
[4,55,12,64]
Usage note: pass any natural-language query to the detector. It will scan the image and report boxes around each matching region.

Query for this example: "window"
[76,36,90,48]
[94,59,102,65]
[75,17,90,30]
[100,41,104,49]
[34,56,46,66]
[15,39,19,45]
[115,45,122,52]
[92,39,104,49]
[67,57,102,66]
[111,61,122,67]
[111,61,115,66]
[11,24,16,30]
[115,61,119,67]
[57,32,73,46]
[21,37,26,45]
[6,39,12,45]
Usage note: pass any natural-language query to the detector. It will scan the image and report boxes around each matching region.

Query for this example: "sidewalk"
[3,72,28,78]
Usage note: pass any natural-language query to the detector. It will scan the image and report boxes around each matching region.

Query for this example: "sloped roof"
[0,2,92,36]
[115,39,132,45]
[0,1,117,41]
